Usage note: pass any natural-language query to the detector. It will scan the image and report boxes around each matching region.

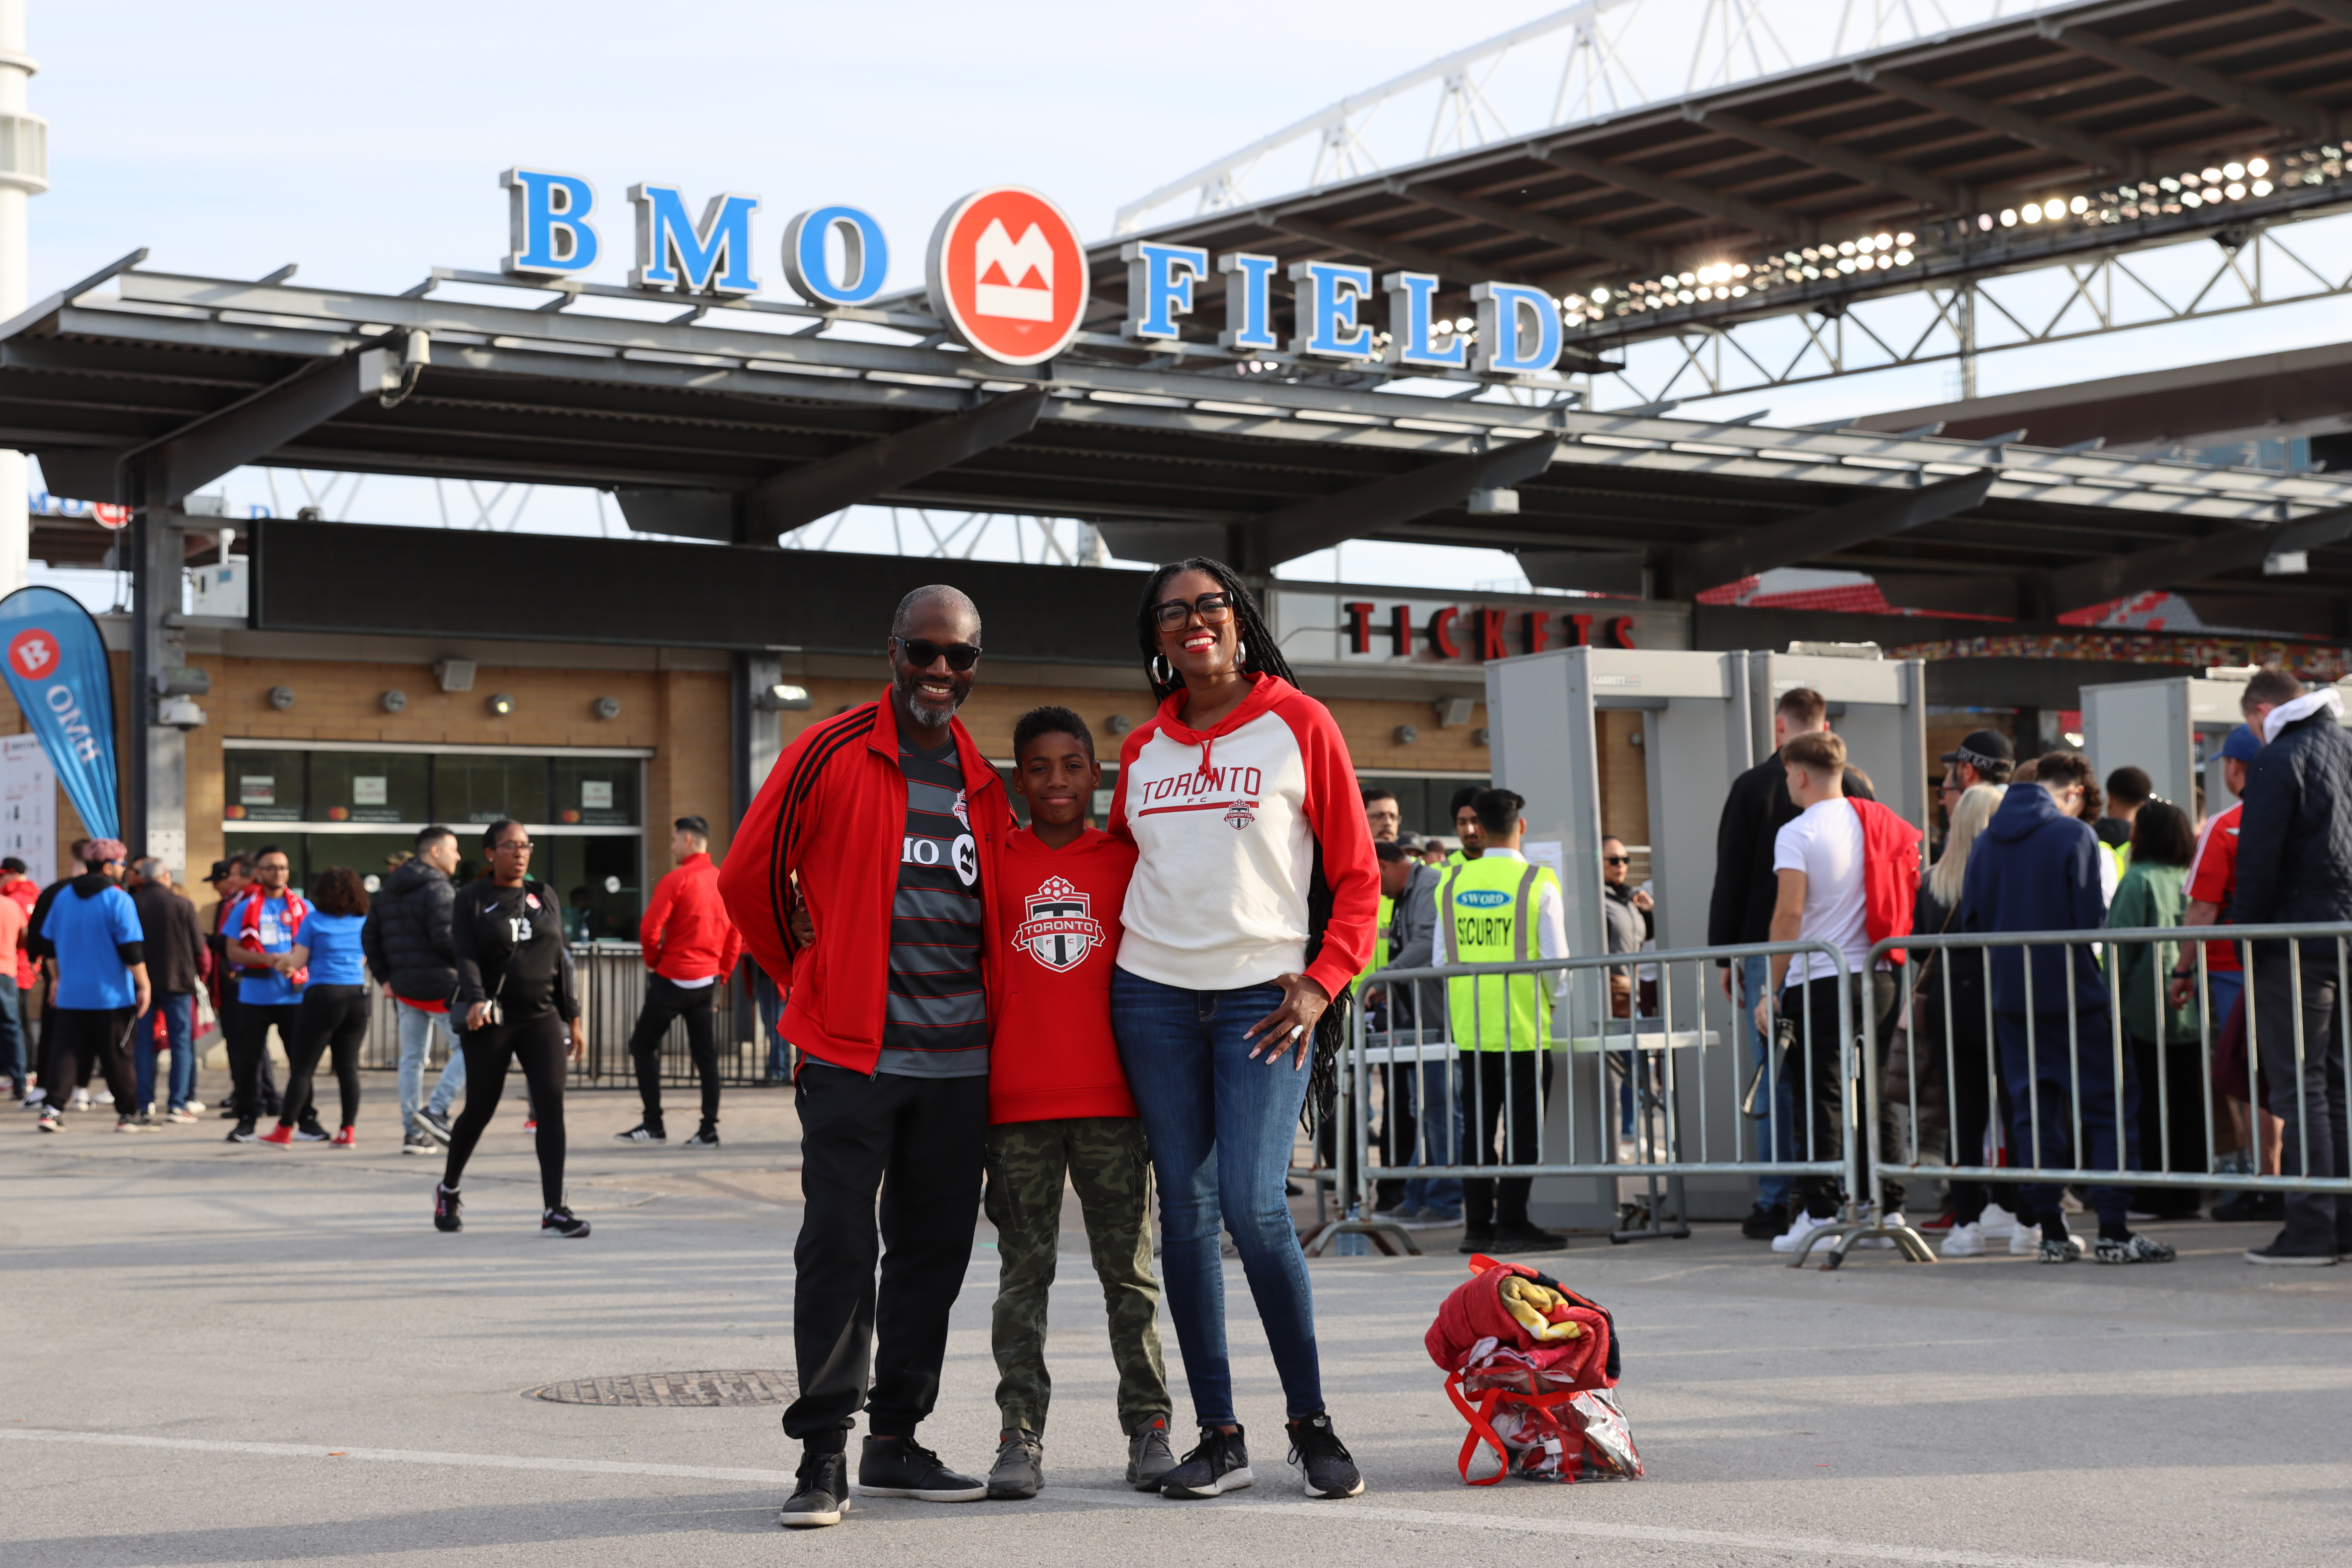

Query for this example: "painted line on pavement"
[2,1427,2162,1568]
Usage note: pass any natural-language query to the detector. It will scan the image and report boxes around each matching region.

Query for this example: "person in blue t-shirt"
[34,839,153,1135]
[262,866,373,1147]
[224,846,312,1144]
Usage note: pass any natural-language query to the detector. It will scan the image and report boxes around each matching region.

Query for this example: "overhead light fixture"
[267,685,295,710]
[434,658,475,693]
[592,695,621,719]
[1434,696,1475,728]
[381,689,407,713]
[1106,714,1132,735]
[752,682,812,712]
[156,695,206,730]
[486,692,515,716]
[1393,724,1419,745]
[154,666,210,697]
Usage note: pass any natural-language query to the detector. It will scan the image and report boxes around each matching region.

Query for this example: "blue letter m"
[629,184,761,295]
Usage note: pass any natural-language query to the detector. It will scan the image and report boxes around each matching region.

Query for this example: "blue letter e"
[503,168,600,277]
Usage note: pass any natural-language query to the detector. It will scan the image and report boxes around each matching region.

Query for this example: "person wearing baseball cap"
[32,840,151,1134]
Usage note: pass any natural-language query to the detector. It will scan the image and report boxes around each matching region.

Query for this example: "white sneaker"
[1941,1221,1987,1257]
[94,1090,114,1106]
[72,1090,93,1110]
[1979,1204,2020,1239]
[184,1100,206,1114]
[2011,1218,2078,1256]
[1852,1211,1907,1249]
[1771,1209,1837,1254]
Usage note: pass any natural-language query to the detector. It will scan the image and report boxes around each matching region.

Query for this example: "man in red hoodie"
[980,706,1174,1503]
[1756,730,1919,1254]
[617,815,741,1149]
[718,585,1012,1529]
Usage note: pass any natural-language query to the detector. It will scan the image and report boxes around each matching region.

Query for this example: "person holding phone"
[435,819,588,1238]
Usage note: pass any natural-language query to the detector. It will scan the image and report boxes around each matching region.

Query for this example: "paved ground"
[4,1077,2349,1567]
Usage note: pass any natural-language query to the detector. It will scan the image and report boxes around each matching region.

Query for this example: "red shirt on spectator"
[640,851,742,984]
[2186,802,2243,973]
[3,877,32,988]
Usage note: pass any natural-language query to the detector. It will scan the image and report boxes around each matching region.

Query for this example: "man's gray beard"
[897,672,966,730]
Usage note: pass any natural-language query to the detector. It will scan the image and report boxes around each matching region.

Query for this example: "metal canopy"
[1070,0,2352,359]
[7,261,2352,621]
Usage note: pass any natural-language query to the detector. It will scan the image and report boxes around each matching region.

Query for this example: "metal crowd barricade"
[1310,938,1864,1258]
[359,943,773,1088]
[1863,922,2352,1265]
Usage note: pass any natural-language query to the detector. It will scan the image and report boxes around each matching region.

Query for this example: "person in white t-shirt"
[1756,730,1906,1253]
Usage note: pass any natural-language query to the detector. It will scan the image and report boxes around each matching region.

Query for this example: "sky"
[22,0,2352,603]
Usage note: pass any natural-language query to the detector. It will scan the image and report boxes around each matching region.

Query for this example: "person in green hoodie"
[2107,800,2204,1221]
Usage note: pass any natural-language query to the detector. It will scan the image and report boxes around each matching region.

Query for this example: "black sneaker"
[1489,1224,1568,1254]
[2093,1233,2177,1265]
[853,1435,986,1502]
[1741,1201,1789,1241]
[401,1130,434,1156]
[1126,1415,1177,1491]
[225,1120,258,1144]
[417,1107,454,1143]
[615,1123,666,1144]
[986,1429,1043,1499]
[1286,1413,1364,1499]
[293,1122,332,1143]
[541,1207,591,1239]
[2246,1237,2337,1266]
[1160,1425,1252,1499]
[778,1450,850,1528]
[1456,1225,1497,1256]
[682,1128,720,1149]
[434,1183,463,1233]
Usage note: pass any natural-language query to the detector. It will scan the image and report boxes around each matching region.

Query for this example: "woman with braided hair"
[1104,557,1379,1502]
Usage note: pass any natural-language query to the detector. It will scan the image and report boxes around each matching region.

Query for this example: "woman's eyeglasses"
[894,637,982,672]
[1152,593,1234,631]
[493,839,534,853]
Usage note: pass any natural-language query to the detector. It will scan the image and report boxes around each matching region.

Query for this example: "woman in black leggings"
[435,819,589,1238]
[263,866,373,1147]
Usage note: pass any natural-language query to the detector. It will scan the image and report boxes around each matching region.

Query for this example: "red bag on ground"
[1424,1255,1643,1485]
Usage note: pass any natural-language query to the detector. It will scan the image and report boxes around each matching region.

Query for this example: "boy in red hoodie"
[981,707,1174,1502]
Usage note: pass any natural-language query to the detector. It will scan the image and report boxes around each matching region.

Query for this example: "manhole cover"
[522,1370,798,1407]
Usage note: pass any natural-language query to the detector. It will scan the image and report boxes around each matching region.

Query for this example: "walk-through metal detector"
[1485,643,1929,1231]
[1748,648,1932,835]
[1486,646,1753,1229]
[2081,670,2352,816]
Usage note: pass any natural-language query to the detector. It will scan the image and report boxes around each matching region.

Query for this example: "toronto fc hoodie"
[1107,672,1378,1002]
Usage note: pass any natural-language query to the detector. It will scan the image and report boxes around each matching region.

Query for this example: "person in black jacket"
[434,819,587,1239]
[1705,687,1875,1240]
[364,827,469,1155]
[128,860,209,1122]
[2231,666,2352,1265]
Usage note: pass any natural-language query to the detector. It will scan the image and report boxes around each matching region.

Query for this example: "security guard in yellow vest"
[1436,787,1567,1255]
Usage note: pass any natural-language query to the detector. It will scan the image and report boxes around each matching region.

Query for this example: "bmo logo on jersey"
[904,832,980,887]
[1011,876,1106,972]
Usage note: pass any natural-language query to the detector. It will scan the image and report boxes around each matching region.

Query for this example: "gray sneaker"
[1126,1415,1177,1491]
[416,1107,453,1143]
[986,1429,1043,1500]
[401,1130,434,1156]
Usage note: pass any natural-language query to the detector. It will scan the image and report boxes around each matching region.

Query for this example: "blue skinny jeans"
[1112,969,1323,1428]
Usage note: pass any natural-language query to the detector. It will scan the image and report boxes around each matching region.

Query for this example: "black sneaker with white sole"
[541,1207,591,1238]
[853,1435,986,1502]
[1159,1425,1252,1499]
[778,1450,850,1528]
[416,1108,454,1143]
[615,1123,666,1144]
[434,1183,462,1232]
[225,1120,258,1144]
[1126,1415,1177,1490]
[2245,1237,2337,1266]
[401,1130,434,1156]
[681,1127,720,1149]
[986,1429,1043,1499]
[293,1122,332,1143]
[1286,1412,1364,1498]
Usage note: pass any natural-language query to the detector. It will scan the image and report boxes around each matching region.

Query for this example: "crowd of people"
[13,555,2351,1528]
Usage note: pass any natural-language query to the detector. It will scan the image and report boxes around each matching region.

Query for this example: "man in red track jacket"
[717,584,1013,1528]
[616,815,742,1148]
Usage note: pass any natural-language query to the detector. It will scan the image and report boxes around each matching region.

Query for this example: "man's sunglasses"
[1602,855,1631,865]
[1151,593,1234,631]
[894,637,982,672]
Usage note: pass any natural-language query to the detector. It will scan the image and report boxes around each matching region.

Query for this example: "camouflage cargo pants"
[984,1114,1171,1437]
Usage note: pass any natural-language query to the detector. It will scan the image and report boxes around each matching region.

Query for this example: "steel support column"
[129,507,187,874]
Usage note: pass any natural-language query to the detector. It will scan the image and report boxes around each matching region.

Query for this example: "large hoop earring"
[1236,640,1248,667]
[1151,655,1172,686]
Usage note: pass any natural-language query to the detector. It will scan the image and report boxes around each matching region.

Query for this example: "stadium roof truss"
[6,247,2352,632]
[1082,0,2352,401]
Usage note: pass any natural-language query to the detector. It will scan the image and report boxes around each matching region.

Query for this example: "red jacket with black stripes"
[717,687,1014,1077]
